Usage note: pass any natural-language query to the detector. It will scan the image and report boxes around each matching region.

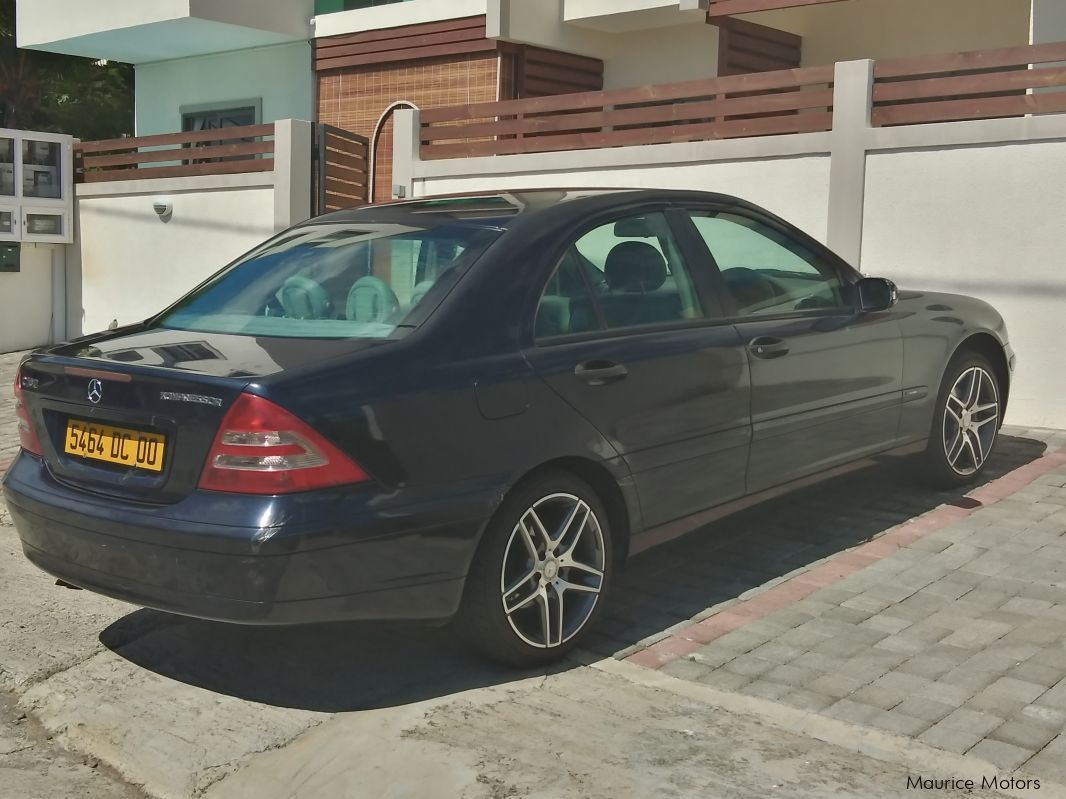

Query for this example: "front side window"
[689,211,846,316]
[157,222,500,339]
[536,211,703,337]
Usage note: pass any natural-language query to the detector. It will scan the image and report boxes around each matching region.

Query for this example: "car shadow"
[100,432,1051,712]
[99,611,551,712]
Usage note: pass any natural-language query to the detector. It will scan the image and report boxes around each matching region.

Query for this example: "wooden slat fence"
[314,124,369,213]
[74,124,275,183]
[873,42,1066,127]
[420,64,834,160]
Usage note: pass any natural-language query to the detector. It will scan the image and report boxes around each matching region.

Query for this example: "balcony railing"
[419,40,1066,161]
[872,41,1066,127]
[420,65,835,160]
[74,123,276,183]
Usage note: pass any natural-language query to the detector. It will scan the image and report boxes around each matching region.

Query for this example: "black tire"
[919,351,1002,489]
[456,470,614,668]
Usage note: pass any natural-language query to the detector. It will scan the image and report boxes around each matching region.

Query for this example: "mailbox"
[0,243,18,273]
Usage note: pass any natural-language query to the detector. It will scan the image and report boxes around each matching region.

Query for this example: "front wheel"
[456,472,613,667]
[920,353,1002,488]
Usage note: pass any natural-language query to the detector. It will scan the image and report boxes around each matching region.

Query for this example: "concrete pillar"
[273,119,313,230]
[826,59,874,269]
[1031,0,1066,45]
[391,108,421,200]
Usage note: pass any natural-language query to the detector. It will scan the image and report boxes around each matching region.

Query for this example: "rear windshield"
[155,222,501,339]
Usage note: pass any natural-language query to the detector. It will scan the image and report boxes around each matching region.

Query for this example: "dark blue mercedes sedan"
[3,189,1013,666]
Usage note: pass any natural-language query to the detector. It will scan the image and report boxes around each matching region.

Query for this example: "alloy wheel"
[943,366,999,476]
[500,492,606,649]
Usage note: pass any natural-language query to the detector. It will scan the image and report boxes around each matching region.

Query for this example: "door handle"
[748,336,790,359]
[574,360,628,386]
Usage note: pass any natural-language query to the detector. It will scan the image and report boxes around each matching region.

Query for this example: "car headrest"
[409,280,436,307]
[275,275,331,320]
[347,276,400,322]
[605,241,667,293]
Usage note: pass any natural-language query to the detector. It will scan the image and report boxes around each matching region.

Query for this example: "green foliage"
[0,0,133,139]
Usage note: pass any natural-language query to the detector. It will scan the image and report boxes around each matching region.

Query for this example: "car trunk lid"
[16,327,380,503]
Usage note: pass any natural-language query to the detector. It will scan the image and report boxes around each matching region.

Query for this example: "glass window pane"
[22,140,62,199]
[535,248,602,338]
[25,212,63,237]
[182,106,257,133]
[157,222,500,339]
[572,212,703,331]
[690,212,846,316]
[0,138,14,197]
[0,210,13,236]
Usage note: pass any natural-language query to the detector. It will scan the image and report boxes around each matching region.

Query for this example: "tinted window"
[535,249,602,338]
[157,223,500,339]
[689,212,846,316]
[537,212,703,336]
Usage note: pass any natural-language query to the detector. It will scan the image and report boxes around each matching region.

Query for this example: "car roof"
[308,188,757,229]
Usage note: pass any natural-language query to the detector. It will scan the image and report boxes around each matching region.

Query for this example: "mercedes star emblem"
[87,379,103,404]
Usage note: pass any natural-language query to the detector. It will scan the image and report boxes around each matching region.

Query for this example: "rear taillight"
[198,392,369,494]
[13,365,43,456]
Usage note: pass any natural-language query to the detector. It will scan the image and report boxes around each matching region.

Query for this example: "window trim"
[676,203,861,323]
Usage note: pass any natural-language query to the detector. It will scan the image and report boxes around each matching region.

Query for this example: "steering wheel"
[722,267,785,311]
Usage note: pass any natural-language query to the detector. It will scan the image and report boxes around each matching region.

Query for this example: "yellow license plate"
[64,420,166,472]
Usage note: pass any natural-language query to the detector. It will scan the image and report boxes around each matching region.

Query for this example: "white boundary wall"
[0,245,59,353]
[67,119,312,338]
[394,66,1066,427]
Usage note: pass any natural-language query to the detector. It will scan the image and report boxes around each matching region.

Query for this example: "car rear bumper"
[3,452,500,625]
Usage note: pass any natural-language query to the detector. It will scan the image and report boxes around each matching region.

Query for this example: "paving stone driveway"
[4,348,1066,788]
[614,429,1066,784]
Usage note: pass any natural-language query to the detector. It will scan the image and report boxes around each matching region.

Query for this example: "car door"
[680,206,903,494]
[522,208,751,530]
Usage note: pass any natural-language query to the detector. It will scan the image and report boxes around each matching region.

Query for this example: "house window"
[181,103,259,134]
[314,0,410,12]
[344,0,409,8]
[180,101,262,164]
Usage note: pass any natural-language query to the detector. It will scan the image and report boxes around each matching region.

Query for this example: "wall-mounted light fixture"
[152,198,173,221]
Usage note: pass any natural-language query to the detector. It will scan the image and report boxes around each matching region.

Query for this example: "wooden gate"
[313,124,369,215]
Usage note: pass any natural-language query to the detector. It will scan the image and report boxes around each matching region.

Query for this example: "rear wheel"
[920,352,1002,488]
[457,471,613,667]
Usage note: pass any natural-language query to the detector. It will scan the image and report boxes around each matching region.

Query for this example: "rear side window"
[535,211,703,338]
[535,249,603,338]
[156,223,500,339]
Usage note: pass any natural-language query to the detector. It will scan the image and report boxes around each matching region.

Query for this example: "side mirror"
[856,277,897,313]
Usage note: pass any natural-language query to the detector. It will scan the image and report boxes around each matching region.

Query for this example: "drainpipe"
[50,245,66,344]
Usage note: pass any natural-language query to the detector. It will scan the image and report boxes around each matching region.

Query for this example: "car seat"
[599,241,681,327]
[408,280,436,308]
[275,275,332,320]
[347,276,400,322]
